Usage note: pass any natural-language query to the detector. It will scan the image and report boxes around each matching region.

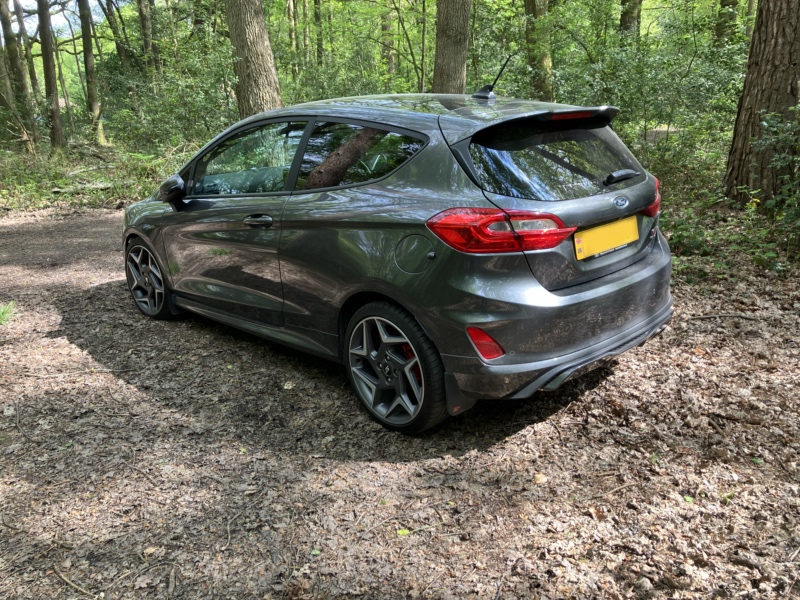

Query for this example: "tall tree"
[78,0,106,144]
[724,0,799,206]
[714,0,739,46]
[432,0,471,93]
[12,0,38,97]
[224,0,282,118]
[0,0,34,149]
[524,0,553,101]
[36,0,67,152]
[620,0,642,37]
[137,0,156,69]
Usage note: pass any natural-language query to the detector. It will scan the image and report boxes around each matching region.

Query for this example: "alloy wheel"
[126,245,166,316]
[348,316,424,426]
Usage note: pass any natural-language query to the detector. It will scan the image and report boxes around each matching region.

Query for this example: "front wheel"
[125,237,174,319]
[345,302,447,434]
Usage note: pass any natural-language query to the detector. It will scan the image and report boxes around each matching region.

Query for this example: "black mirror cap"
[159,175,186,204]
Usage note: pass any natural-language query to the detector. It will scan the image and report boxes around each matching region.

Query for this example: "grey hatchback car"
[123,94,672,433]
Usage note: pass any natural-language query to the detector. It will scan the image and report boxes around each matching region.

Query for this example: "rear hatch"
[445,111,661,291]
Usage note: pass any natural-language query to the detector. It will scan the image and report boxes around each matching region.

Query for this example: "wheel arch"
[337,291,439,362]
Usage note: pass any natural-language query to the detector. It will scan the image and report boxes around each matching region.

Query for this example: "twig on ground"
[550,420,563,443]
[121,457,158,487]
[221,488,268,551]
[787,547,800,562]
[728,554,763,571]
[688,312,760,321]
[0,511,26,531]
[24,368,134,379]
[53,563,95,597]
[585,482,637,501]
[13,400,34,443]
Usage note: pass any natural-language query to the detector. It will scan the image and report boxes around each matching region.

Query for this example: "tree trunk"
[524,0,553,101]
[12,0,38,97]
[137,0,155,69]
[97,0,134,71]
[314,0,322,66]
[287,0,298,77]
[381,3,395,75]
[0,0,34,149]
[224,0,282,119]
[78,0,106,145]
[36,0,67,153]
[724,0,799,207]
[745,0,756,37]
[432,0,471,94]
[619,0,642,37]
[714,0,739,46]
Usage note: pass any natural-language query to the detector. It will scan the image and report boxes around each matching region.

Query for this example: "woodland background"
[0,0,798,270]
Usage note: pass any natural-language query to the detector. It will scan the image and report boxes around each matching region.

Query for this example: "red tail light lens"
[466,327,505,360]
[549,110,595,121]
[427,208,576,254]
[641,177,661,218]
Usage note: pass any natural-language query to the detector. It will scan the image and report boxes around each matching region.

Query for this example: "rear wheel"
[345,302,447,434]
[125,237,174,319]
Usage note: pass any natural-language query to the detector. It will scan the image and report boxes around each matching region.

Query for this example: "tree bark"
[37,0,67,153]
[12,0,38,97]
[524,0,553,101]
[137,0,155,69]
[381,3,395,75]
[0,0,34,149]
[314,0,322,66]
[224,0,282,119]
[619,0,642,37]
[78,0,106,144]
[724,0,799,207]
[432,0,471,94]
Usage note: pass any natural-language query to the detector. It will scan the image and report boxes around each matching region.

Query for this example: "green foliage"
[0,301,15,326]
[0,146,196,211]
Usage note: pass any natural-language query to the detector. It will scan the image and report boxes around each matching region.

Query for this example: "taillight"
[466,327,505,360]
[427,208,576,254]
[641,177,661,218]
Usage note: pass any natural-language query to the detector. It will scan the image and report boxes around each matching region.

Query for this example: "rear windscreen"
[468,121,645,201]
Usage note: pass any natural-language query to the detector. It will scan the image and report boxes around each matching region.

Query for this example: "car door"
[160,120,309,326]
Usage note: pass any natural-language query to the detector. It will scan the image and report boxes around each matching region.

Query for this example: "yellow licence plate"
[574,216,639,260]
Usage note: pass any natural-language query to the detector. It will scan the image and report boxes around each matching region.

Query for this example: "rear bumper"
[438,232,673,413]
[442,298,672,414]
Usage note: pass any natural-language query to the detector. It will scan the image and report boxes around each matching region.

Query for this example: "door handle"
[243,215,274,228]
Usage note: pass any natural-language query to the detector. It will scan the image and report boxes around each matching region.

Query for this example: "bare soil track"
[0,208,799,599]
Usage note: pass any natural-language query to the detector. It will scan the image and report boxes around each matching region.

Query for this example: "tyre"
[345,302,447,434]
[125,237,175,319]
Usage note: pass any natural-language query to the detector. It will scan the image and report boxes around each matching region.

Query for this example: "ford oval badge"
[613,196,629,208]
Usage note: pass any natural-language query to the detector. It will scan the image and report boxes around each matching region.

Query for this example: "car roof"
[238,94,614,143]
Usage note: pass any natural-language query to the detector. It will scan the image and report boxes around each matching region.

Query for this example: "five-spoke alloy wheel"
[125,238,172,319]
[346,302,446,433]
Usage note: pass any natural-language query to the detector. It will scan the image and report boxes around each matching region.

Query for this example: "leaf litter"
[0,208,798,598]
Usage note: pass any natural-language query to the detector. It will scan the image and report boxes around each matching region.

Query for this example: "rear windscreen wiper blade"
[603,169,640,186]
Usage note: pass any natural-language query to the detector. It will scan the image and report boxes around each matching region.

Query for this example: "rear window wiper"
[603,169,640,186]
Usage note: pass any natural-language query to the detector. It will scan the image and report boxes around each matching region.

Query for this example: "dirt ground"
[0,208,798,599]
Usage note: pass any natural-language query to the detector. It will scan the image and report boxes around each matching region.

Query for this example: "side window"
[296,121,424,191]
[193,121,306,196]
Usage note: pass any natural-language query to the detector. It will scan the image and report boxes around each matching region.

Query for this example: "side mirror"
[159,175,186,203]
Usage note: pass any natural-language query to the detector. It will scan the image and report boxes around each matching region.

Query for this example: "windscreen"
[468,120,644,201]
